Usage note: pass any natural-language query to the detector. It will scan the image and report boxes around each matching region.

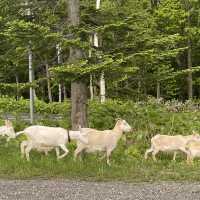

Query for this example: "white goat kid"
[20,140,57,157]
[145,133,200,161]
[0,120,15,142]
[74,119,132,166]
[185,140,200,164]
[17,125,88,161]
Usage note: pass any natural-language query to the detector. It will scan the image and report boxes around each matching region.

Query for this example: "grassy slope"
[0,137,200,182]
[1,98,200,181]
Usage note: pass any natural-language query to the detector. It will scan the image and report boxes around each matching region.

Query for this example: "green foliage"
[1,97,200,138]
[125,146,141,159]
[0,0,200,100]
[0,96,70,114]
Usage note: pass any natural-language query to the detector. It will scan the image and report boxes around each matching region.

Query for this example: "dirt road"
[0,180,199,200]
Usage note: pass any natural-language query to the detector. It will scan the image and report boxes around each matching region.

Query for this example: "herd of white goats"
[1,119,200,165]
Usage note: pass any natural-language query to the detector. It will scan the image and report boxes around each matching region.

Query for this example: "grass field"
[1,98,200,182]
[0,136,200,182]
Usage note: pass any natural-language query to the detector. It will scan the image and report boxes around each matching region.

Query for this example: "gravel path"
[0,180,199,200]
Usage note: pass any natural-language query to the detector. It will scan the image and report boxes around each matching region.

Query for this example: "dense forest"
[0,0,200,127]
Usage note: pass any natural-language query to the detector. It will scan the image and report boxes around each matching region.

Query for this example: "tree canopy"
[0,0,200,101]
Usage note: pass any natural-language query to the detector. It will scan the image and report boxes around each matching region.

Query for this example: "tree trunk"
[156,81,160,100]
[137,79,141,101]
[89,35,94,100]
[56,44,62,102]
[68,0,88,129]
[96,0,101,9]
[28,44,34,124]
[94,32,99,47]
[186,5,192,99]
[71,82,88,129]
[63,85,67,100]
[94,0,106,103]
[90,74,94,100]
[56,44,62,64]
[94,32,106,102]
[100,72,106,103]
[15,73,19,100]
[45,62,53,103]
[187,38,193,99]
[59,84,62,102]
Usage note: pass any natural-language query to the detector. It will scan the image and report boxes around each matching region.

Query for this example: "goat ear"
[115,118,121,122]
[5,120,9,125]
[78,124,82,131]
[192,130,197,135]
[192,130,195,135]
[5,120,12,127]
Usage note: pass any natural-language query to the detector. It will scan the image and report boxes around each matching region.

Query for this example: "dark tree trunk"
[71,82,88,129]
[68,0,88,130]
[186,4,193,99]
[156,81,160,99]
[45,62,53,103]
[137,79,141,101]
[68,0,80,26]
[15,73,19,100]
[187,38,193,99]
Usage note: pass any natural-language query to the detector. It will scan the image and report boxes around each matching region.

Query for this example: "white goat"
[0,120,15,142]
[145,133,200,161]
[17,125,88,161]
[74,119,132,166]
[20,140,56,157]
[185,140,200,164]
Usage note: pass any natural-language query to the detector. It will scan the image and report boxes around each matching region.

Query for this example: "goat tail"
[78,135,88,145]
[15,131,25,137]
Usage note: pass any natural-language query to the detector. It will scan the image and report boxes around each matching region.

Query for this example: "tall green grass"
[0,97,200,181]
[0,138,199,182]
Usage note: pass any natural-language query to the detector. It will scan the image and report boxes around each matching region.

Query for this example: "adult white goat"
[145,133,200,161]
[74,119,132,166]
[0,120,15,142]
[16,125,88,161]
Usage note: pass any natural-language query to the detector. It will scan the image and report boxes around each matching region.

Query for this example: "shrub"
[1,96,200,145]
